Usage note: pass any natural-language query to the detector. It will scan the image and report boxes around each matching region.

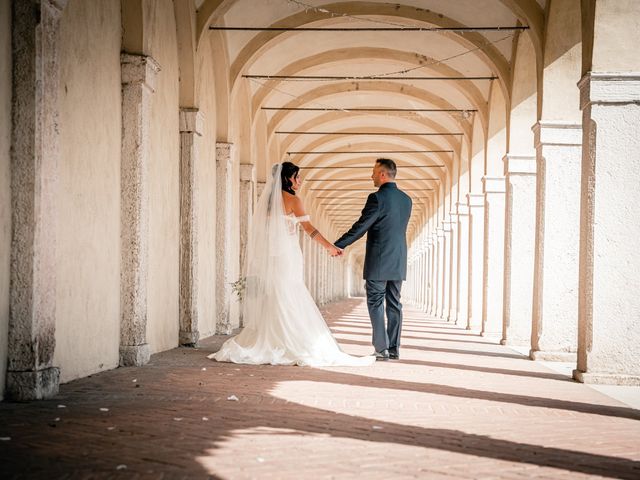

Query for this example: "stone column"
[531,122,581,361]
[467,193,485,331]
[456,202,470,327]
[481,177,506,338]
[574,73,640,384]
[435,229,446,318]
[502,155,536,346]
[178,108,203,346]
[427,237,436,315]
[216,142,234,334]
[441,224,452,320]
[447,217,458,322]
[239,163,255,274]
[119,53,160,366]
[7,0,67,400]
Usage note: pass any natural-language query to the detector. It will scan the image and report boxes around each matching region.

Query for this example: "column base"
[119,344,151,367]
[179,330,200,347]
[6,367,60,401]
[573,370,640,386]
[529,349,577,362]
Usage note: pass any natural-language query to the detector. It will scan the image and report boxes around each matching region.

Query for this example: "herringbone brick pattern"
[1,298,639,479]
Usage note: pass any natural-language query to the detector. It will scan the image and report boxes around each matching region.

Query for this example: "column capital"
[482,176,506,194]
[503,154,536,175]
[579,72,640,109]
[179,108,204,136]
[121,53,161,92]
[240,163,256,182]
[467,193,485,207]
[532,121,582,148]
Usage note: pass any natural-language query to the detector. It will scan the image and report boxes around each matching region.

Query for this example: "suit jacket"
[335,182,412,281]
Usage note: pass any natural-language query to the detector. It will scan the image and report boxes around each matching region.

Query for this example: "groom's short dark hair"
[376,158,397,178]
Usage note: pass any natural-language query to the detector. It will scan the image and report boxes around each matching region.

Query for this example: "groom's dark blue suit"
[335,182,412,354]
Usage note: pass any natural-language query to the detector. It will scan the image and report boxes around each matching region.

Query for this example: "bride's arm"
[290,195,341,256]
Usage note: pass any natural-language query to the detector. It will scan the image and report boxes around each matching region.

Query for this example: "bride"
[209,162,375,367]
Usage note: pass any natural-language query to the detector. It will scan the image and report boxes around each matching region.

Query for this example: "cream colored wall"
[145,0,181,354]
[0,0,11,399]
[485,82,507,176]
[195,35,218,338]
[591,0,640,73]
[541,0,581,122]
[509,33,537,155]
[54,0,122,383]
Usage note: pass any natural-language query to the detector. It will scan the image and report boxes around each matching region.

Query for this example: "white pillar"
[178,108,204,346]
[238,164,255,276]
[7,0,67,400]
[435,229,445,318]
[215,142,234,334]
[481,177,506,338]
[531,122,581,361]
[574,72,640,385]
[502,155,536,346]
[456,202,470,327]
[441,223,452,321]
[447,217,459,322]
[119,53,161,366]
[467,193,485,331]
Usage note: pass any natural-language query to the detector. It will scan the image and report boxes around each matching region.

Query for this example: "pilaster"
[239,163,255,276]
[502,155,536,346]
[118,52,160,366]
[531,122,582,361]
[467,193,485,331]
[7,0,68,400]
[215,142,234,334]
[178,108,203,346]
[455,202,470,327]
[481,176,506,338]
[574,72,640,384]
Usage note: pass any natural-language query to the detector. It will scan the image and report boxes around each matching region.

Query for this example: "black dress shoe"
[388,348,400,360]
[374,349,390,361]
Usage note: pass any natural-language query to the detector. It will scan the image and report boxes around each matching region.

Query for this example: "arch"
[248,47,488,128]
[227,2,512,100]
[210,29,231,140]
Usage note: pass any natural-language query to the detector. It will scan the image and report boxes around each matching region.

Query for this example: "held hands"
[328,245,344,257]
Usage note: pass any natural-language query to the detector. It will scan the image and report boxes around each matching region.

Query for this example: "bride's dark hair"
[280,161,299,195]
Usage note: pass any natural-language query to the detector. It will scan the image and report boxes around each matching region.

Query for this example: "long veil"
[242,163,292,330]
[213,162,375,366]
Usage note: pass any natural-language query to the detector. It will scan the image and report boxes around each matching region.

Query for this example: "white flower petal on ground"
[227,395,239,401]
[99,408,109,412]
[0,437,10,441]
[116,465,127,470]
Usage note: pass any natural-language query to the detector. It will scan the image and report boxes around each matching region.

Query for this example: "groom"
[334,158,413,361]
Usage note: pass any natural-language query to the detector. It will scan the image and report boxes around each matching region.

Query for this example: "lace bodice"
[284,213,310,235]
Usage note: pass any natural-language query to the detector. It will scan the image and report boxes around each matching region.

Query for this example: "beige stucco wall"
[541,0,581,122]
[509,33,537,155]
[590,0,640,73]
[145,0,181,354]
[195,35,218,338]
[485,82,507,176]
[54,0,122,383]
[0,0,11,400]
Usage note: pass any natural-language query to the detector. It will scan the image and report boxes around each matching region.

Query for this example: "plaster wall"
[0,0,10,399]
[485,84,507,176]
[542,0,581,122]
[591,0,640,73]
[144,0,181,353]
[195,35,218,338]
[54,0,121,383]
[510,33,537,155]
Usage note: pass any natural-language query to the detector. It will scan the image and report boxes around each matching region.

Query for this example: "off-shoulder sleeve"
[296,215,311,223]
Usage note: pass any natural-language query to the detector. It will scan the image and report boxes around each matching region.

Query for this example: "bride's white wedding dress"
[209,164,374,367]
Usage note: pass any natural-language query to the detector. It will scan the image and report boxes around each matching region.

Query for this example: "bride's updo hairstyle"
[280,161,299,195]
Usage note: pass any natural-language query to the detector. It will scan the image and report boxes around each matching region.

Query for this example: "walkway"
[1,299,639,479]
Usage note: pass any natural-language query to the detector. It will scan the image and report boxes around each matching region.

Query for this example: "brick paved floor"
[1,298,640,479]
